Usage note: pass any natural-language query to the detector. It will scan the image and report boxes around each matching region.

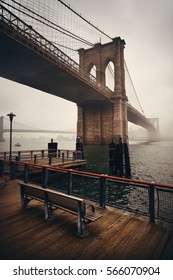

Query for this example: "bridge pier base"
[77,99,128,145]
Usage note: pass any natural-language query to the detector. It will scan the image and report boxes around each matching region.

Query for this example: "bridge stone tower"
[147,118,160,132]
[77,37,128,145]
[147,117,160,141]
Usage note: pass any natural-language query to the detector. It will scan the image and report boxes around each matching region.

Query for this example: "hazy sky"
[0,0,173,136]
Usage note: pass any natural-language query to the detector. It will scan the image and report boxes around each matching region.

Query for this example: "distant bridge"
[0,2,159,144]
[0,116,75,142]
[2,129,75,134]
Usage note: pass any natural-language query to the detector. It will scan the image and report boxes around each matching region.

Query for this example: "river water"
[83,141,173,185]
[1,138,173,186]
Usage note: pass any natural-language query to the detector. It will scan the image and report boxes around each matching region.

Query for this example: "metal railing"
[0,149,83,165]
[0,159,173,224]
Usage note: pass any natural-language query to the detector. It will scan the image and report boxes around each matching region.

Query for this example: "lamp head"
[7,112,16,121]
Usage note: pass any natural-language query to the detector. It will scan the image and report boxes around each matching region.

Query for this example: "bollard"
[114,138,123,177]
[76,137,84,159]
[109,137,131,178]
[123,143,131,178]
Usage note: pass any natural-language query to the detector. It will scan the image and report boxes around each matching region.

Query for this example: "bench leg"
[44,201,55,221]
[20,187,31,208]
[76,202,89,238]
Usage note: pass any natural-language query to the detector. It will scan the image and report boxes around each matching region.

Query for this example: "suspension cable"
[2,0,94,47]
[124,60,145,116]
[57,0,112,41]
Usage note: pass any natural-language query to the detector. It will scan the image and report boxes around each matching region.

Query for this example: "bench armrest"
[86,203,95,212]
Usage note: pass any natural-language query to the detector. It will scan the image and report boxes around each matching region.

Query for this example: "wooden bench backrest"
[20,183,85,215]
[46,189,85,214]
[21,184,45,200]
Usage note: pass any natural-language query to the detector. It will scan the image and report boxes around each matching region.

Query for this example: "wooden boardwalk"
[0,178,173,260]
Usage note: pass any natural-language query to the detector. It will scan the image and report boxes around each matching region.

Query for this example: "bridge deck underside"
[127,111,147,128]
[0,32,108,105]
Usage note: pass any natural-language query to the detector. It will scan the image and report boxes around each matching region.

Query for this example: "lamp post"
[7,112,16,160]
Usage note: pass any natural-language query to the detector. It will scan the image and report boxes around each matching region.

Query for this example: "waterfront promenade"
[0,178,173,260]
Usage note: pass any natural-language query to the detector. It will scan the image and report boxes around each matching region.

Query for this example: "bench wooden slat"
[84,212,103,222]
[46,192,85,215]
[21,184,45,201]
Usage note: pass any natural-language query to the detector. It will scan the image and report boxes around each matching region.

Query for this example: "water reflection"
[83,145,109,174]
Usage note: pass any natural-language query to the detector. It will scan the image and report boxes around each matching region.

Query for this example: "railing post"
[42,167,48,188]
[34,155,37,164]
[73,152,76,161]
[15,155,20,161]
[10,162,16,180]
[68,170,73,195]
[58,150,60,158]
[41,150,44,158]
[48,154,52,165]
[99,175,106,208]
[149,185,155,223]
[0,160,4,176]
[24,164,29,183]
[62,152,65,164]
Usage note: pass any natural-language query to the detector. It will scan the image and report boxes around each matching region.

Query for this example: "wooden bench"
[18,182,102,237]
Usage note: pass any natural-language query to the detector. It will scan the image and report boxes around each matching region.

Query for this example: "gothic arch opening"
[89,64,97,79]
[105,61,114,91]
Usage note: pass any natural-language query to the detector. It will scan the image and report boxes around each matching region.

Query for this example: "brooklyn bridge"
[0,0,159,144]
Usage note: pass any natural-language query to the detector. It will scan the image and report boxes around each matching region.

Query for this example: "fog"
[0,0,173,137]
